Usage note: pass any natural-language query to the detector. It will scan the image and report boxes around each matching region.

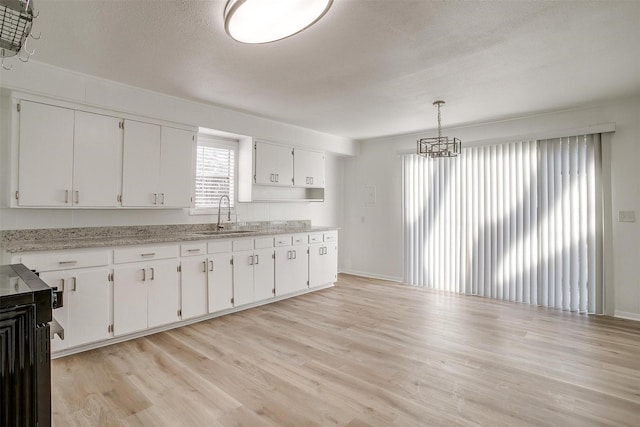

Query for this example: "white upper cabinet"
[18,101,75,206]
[122,121,194,208]
[12,95,196,209]
[293,148,324,188]
[238,138,325,202]
[73,111,122,207]
[122,120,162,207]
[254,141,293,186]
[160,126,195,208]
[17,102,122,208]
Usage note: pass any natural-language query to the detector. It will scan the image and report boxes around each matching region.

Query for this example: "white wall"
[341,95,640,320]
[0,61,352,231]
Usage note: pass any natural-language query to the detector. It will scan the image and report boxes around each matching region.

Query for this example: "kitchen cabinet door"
[208,253,233,313]
[160,126,195,208]
[253,248,275,301]
[293,149,325,188]
[65,269,111,347]
[322,243,338,285]
[308,243,324,288]
[275,246,308,296]
[113,266,148,336]
[181,257,209,320]
[18,101,74,206]
[232,250,254,306]
[254,142,293,186]
[73,111,122,207]
[147,260,180,328]
[122,120,161,207]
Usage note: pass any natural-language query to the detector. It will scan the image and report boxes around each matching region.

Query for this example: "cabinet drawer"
[255,237,274,249]
[233,239,253,252]
[274,235,291,247]
[181,242,207,257]
[324,231,338,242]
[208,240,232,254]
[308,233,323,243]
[292,234,308,246]
[113,245,178,264]
[19,250,109,272]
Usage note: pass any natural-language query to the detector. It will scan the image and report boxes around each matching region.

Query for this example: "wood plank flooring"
[51,274,640,426]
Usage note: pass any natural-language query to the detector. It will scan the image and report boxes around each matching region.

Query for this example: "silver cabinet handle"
[65,190,69,204]
[150,267,155,280]
[58,260,78,265]
[142,268,146,281]
[310,177,313,185]
[249,255,254,265]
[187,248,201,253]
[72,277,77,291]
[275,174,279,183]
[160,193,165,205]
[141,253,156,257]
[202,260,207,272]
[75,190,79,204]
[292,250,296,259]
[209,260,214,271]
[319,247,323,255]
[287,250,291,260]
[270,173,274,182]
[59,278,65,292]
[255,254,259,265]
[153,193,158,205]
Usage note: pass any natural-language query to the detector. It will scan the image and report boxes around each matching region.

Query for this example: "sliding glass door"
[402,135,602,313]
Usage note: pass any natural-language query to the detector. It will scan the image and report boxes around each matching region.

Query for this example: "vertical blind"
[195,143,235,208]
[403,135,600,313]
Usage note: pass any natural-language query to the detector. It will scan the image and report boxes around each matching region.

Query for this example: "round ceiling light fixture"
[224,0,333,44]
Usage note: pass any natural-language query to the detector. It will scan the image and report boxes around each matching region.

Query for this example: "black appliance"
[1,263,62,427]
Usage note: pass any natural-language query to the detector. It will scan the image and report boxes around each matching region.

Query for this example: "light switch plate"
[363,185,376,206]
[618,210,636,223]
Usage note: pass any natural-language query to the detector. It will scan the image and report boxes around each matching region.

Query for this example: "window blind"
[195,144,235,208]
[402,135,601,313]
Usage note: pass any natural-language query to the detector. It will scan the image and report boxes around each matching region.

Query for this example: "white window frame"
[190,134,238,216]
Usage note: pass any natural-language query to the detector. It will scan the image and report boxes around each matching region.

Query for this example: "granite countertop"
[0,221,338,253]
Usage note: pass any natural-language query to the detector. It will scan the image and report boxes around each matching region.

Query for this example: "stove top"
[0,265,33,297]
[0,264,53,323]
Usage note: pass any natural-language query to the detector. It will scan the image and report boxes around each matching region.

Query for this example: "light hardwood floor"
[51,274,640,426]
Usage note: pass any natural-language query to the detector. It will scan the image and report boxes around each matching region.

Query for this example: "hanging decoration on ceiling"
[417,100,461,159]
[0,0,40,71]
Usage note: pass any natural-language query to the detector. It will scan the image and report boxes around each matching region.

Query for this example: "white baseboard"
[614,310,640,321]
[339,269,403,283]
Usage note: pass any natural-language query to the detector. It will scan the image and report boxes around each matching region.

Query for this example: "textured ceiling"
[26,0,640,140]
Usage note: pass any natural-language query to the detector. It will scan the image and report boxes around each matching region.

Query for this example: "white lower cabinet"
[309,232,338,288]
[40,269,111,350]
[14,230,337,355]
[275,245,309,296]
[232,247,275,306]
[208,252,234,312]
[180,256,209,319]
[113,259,179,335]
[147,260,180,328]
[254,248,276,301]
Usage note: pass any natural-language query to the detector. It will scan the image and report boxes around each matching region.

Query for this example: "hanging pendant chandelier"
[417,101,461,159]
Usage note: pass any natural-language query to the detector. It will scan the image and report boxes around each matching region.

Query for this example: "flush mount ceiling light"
[224,0,333,44]
[417,101,461,159]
